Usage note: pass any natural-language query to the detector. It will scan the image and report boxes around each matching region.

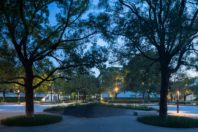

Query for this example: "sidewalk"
[1,110,198,132]
[0,111,25,120]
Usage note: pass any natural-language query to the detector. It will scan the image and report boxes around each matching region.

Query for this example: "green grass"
[137,115,198,128]
[104,104,157,111]
[0,97,42,102]
[103,98,159,104]
[1,114,62,126]
[44,106,67,113]
[44,103,83,113]
[44,103,156,113]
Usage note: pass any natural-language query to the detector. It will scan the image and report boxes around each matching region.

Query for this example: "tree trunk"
[83,90,86,101]
[25,86,34,116]
[58,92,60,103]
[170,94,173,102]
[184,94,186,102]
[2,89,6,102]
[115,93,117,99]
[24,65,34,117]
[159,67,170,118]
[142,92,145,103]
[147,92,150,102]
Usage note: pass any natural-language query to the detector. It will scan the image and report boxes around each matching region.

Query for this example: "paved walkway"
[169,111,198,119]
[1,111,198,132]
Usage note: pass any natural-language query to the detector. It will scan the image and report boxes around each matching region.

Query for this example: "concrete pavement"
[1,111,198,132]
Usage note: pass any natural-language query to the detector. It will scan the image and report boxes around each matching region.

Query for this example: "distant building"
[41,94,70,102]
[101,91,159,99]
[186,94,197,101]
[0,92,46,98]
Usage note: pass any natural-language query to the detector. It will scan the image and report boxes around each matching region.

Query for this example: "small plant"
[1,114,62,126]
[137,115,198,128]
[44,106,66,113]
[104,104,157,111]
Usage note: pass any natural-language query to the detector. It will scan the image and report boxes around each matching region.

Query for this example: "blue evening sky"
[47,2,198,78]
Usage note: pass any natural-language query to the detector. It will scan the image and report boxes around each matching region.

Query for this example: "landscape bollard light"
[176,90,180,113]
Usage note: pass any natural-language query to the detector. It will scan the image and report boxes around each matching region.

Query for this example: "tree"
[124,53,160,102]
[98,67,123,98]
[0,41,19,101]
[101,0,198,118]
[189,77,198,95]
[170,73,192,102]
[71,74,99,100]
[0,0,106,116]
[63,74,99,100]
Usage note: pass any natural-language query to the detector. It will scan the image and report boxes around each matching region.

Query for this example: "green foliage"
[44,106,67,113]
[67,74,100,95]
[0,84,13,92]
[98,67,123,94]
[124,53,160,94]
[44,103,156,113]
[0,97,42,102]
[137,115,198,128]
[102,104,157,111]
[0,0,106,90]
[169,73,194,101]
[0,42,21,87]
[0,0,107,114]
[53,79,70,94]
[1,114,62,126]
[99,0,198,117]
[104,98,159,104]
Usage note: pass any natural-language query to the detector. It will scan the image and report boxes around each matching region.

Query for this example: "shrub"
[1,114,62,126]
[137,115,198,128]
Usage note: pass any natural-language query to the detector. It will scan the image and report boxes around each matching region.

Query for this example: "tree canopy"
[98,0,198,117]
[0,0,106,116]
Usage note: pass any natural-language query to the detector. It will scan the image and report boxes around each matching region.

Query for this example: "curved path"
[1,104,198,132]
[1,114,198,132]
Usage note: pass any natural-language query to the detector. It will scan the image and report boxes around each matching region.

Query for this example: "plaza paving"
[1,113,198,132]
[1,104,198,132]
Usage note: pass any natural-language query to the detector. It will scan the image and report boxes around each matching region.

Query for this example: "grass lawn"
[104,104,157,111]
[0,97,42,103]
[137,115,198,128]
[44,106,67,113]
[44,103,156,114]
[1,114,62,126]
[103,98,159,104]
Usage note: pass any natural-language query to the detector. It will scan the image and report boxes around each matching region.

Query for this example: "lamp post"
[176,90,180,113]
[141,82,145,103]
[114,86,119,99]
[48,84,53,103]
[77,88,80,102]
[184,83,188,102]
[16,89,20,104]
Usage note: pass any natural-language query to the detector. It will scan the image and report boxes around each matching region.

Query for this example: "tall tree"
[100,0,198,117]
[124,53,160,101]
[98,67,123,97]
[64,74,100,100]
[0,0,106,116]
[170,73,192,102]
[0,41,19,101]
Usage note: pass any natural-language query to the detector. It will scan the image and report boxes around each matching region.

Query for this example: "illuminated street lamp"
[114,86,119,99]
[114,86,119,93]
[16,89,20,104]
[176,90,180,113]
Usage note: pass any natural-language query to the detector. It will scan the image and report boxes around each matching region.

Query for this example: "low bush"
[137,115,198,128]
[1,114,62,126]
